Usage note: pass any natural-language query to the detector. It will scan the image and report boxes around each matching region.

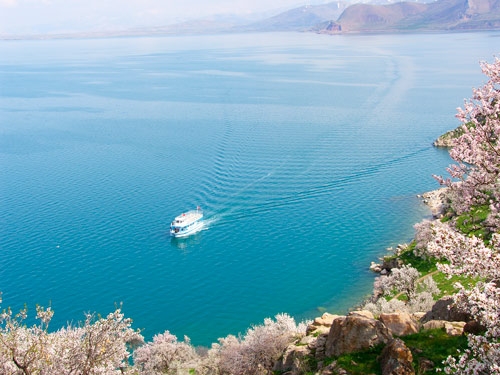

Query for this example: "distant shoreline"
[2,27,499,42]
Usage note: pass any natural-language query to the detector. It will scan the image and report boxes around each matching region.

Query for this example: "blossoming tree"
[0,298,143,375]
[420,56,500,374]
[435,57,500,221]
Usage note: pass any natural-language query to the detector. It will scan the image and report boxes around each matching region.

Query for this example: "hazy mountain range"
[4,0,500,39]
[241,0,500,33]
[322,0,500,33]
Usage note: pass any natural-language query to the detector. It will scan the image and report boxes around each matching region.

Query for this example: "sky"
[0,0,332,35]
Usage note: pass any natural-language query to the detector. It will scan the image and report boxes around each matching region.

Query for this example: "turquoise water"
[0,32,498,346]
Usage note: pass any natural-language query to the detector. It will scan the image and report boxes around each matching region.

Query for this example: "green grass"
[323,329,468,375]
[395,243,437,274]
[432,272,480,298]
[333,345,383,375]
[403,329,468,374]
[455,204,490,239]
[386,242,481,300]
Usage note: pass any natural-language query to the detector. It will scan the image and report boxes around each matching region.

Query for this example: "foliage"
[0,298,310,375]
[133,331,198,374]
[415,56,500,374]
[205,313,308,375]
[0,298,144,375]
[364,264,440,315]
[417,214,500,374]
[434,57,500,219]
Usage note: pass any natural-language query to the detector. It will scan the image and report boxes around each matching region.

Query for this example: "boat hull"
[170,221,204,238]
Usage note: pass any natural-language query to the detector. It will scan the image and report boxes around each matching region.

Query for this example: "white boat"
[170,207,204,238]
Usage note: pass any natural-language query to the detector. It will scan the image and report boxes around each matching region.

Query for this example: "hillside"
[329,2,428,32]
[239,2,350,32]
[318,0,500,33]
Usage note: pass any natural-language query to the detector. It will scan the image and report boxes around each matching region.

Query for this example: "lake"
[0,31,498,346]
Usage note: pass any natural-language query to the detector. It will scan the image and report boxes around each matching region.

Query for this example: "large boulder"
[422,320,447,331]
[325,311,393,357]
[444,321,466,336]
[422,296,471,323]
[379,312,419,336]
[381,257,404,272]
[421,188,449,218]
[312,333,329,361]
[463,320,486,335]
[307,312,341,335]
[421,320,467,336]
[379,338,415,375]
[350,310,375,319]
[273,344,311,375]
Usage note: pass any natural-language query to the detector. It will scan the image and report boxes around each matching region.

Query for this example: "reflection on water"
[170,229,204,250]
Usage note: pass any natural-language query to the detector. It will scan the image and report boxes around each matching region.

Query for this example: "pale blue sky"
[0,0,333,34]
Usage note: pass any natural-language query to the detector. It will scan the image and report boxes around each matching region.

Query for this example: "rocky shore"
[275,188,458,374]
[418,187,449,219]
[432,127,462,148]
[276,299,472,375]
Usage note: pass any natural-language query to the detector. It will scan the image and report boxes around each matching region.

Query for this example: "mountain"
[318,0,500,33]
[238,2,350,31]
[230,0,500,34]
[402,0,500,30]
[331,2,428,31]
[6,0,499,39]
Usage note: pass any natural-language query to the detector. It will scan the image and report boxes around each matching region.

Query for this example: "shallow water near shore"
[0,31,498,346]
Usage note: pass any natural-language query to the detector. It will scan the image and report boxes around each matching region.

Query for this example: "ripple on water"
[2,31,494,345]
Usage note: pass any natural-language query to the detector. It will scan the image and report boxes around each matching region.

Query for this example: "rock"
[317,361,348,375]
[395,243,409,256]
[422,296,471,323]
[273,344,311,375]
[464,320,486,335]
[318,312,340,326]
[421,188,449,218]
[370,261,382,273]
[379,338,415,375]
[411,312,426,321]
[313,333,329,361]
[418,358,435,374]
[445,321,466,336]
[422,320,447,331]
[299,335,316,346]
[325,313,392,357]
[307,325,331,336]
[422,320,467,336]
[349,310,375,319]
[381,257,404,272]
[379,312,419,336]
[433,127,462,148]
[307,313,341,335]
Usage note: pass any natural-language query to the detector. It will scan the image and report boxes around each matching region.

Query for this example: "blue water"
[0,31,498,346]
